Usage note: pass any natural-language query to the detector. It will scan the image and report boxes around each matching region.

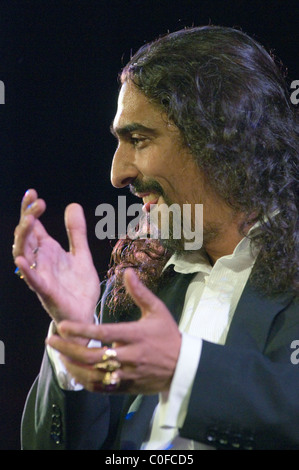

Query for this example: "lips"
[143,198,159,212]
[135,192,159,212]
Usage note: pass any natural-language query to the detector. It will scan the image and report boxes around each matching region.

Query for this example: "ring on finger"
[102,348,118,361]
[101,371,121,392]
[93,347,120,372]
[93,359,120,372]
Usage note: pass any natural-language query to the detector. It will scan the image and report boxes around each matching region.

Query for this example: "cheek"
[136,151,170,180]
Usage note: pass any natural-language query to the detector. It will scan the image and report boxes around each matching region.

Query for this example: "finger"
[64,204,90,256]
[57,318,139,347]
[20,188,38,216]
[57,345,133,393]
[13,216,47,259]
[58,356,109,392]
[13,214,36,258]
[25,198,47,219]
[46,334,106,365]
[96,321,142,345]
[123,268,164,315]
[48,326,134,371]
[56,320,104,341]
[14,253,49,293]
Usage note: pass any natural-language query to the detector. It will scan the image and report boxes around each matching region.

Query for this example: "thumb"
[64,203,90,255]
[123,268,164,318]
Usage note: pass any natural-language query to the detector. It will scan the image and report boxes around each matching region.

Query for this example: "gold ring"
[101,371,121,392]
[93,359,121,372]
[30,262,37,269]
[93,348,120,372]
[102,348,118,361]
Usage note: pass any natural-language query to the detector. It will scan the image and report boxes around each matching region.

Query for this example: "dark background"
[0,0,298,450]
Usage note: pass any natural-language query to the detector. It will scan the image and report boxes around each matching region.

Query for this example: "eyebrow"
[110,122,159,139]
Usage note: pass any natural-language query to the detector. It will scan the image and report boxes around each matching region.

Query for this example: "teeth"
[143,193,158,204]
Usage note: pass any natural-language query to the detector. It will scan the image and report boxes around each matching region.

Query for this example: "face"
[111,81,236,255]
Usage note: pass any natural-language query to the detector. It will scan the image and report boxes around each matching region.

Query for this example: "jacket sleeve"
[21,347,121,450]
[179,297,299,449]
[21,278,133,450]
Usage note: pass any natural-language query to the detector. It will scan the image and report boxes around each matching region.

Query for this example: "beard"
[128,200,220,255]
[106,197,221,319]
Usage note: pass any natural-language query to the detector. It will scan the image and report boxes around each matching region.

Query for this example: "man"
[13,26,298,450]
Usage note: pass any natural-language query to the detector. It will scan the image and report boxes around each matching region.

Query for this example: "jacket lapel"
[158,269,195,322]
[226,279,294,351]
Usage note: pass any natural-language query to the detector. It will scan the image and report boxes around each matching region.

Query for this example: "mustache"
[129,179,165,198]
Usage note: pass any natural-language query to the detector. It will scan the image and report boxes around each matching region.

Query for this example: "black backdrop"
[0,0,298,450]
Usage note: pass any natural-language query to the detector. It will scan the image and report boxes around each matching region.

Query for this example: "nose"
[110,144,139,188]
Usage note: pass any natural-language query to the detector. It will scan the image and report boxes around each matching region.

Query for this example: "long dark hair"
[107,26,298,315]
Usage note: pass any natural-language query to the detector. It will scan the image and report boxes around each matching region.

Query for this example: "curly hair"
[107,25,298,315]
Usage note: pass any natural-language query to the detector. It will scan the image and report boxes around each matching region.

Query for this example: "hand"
[47,268,182,394]
[13,189,100,325]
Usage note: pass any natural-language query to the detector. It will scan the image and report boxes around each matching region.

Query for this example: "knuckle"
[98,326,111,343]
[57,320,70,336]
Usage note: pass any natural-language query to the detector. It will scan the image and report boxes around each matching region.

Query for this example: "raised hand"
[46,268,182,394]
[13,189,100,325]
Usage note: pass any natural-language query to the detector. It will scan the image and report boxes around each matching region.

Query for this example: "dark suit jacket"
[21,272,299,450]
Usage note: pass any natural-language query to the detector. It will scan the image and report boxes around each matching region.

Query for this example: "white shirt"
[48,232,257,449]
[142,234,256,450]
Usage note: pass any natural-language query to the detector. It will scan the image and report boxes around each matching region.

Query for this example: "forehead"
[113,81,176,133]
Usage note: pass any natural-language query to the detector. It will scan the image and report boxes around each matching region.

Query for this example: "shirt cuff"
[46,315,101,391]
[159,332,203,429]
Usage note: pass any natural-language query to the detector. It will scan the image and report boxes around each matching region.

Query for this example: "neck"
[204,216,252,265]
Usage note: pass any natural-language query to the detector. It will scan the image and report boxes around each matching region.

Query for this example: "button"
[206,430,217,444]
[230,433,242,449]
[243,437,255,450]
[51,404,63,445]
[218,434,229,446]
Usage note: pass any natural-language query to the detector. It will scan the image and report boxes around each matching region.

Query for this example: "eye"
[130,134,148,148]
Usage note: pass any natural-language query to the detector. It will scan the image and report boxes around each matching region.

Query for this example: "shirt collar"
[163,223,259,275]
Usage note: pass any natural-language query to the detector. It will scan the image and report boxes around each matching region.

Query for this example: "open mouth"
[141,193,159,212]
[130,182,164,212]
[131,189,160,212]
